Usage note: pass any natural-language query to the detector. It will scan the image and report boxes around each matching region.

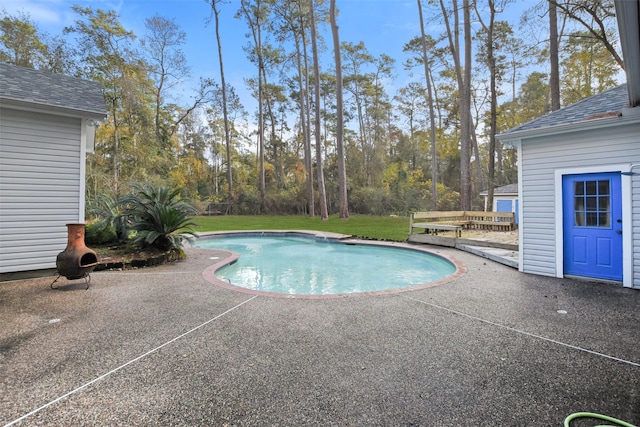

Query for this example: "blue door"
[496,199,518,225]
[496,199,512,213]
[562,172,622,281]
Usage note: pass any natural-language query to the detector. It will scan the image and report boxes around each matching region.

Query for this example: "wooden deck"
[411,222,463,237]
[409,210,515,239]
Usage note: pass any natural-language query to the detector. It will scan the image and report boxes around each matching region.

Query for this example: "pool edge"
[197,230,467,299]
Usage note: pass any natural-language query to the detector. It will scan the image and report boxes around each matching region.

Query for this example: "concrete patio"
[1,244,639,426]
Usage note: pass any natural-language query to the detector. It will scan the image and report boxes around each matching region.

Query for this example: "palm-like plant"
[120,183,199,251]
[87,193,129,242]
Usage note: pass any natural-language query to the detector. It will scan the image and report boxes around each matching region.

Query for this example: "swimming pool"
[196,232,462,297]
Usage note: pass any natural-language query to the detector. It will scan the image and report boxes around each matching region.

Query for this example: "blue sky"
[3,0,535,116]
[3,0,431,105]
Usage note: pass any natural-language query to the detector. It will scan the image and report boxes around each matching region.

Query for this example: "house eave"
[0,96,107,120]
[615,0,640,107]
[479,192,518,197]
[496,108,640,145]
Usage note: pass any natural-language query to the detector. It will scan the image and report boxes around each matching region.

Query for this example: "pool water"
[196,234,457,296]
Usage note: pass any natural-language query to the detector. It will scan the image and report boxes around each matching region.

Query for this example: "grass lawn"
[192,214,411,242]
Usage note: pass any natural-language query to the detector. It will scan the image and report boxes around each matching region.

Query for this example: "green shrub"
[119,183,199,251]
[264,187,307,215]
[234,188,261,215]
[86,193,129,242]
[85,221,117,245]
[349,187,393,215]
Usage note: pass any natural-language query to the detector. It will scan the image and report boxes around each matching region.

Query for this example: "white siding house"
[497,85,640,288]
[0,63,106,275]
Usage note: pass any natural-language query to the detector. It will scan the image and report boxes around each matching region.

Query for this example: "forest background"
[0,0,625,218]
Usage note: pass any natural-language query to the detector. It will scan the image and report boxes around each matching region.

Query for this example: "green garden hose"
[564,412,636,427]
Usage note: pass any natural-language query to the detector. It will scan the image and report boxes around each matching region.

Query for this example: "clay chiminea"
[53,223,99,288]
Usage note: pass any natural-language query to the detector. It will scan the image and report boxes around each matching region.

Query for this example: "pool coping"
[196,230,467,299]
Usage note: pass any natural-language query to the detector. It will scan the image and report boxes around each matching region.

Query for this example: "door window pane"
[598,180,610,195]
[599,213,610,227]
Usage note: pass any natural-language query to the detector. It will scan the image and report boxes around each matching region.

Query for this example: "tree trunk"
[308,0,328,220]
[549,0,561,111]
[461,0,472,210]
[330,0,348,219]
[473,0,499,211]
[460,0,472,211]
[240,0,265,211]
[211,0,234,210]
[297,0,315,217]
[296,41,313,215]
[439,0,471,210]
[258,72,265,210]
[111,96,119,198]
[417,0,438,210]
[154,83,163,145]
[256,3,266,208]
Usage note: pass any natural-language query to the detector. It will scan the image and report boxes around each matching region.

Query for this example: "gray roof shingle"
[501,84,629,135]
[0,62,106,116]
[480,183,518,196]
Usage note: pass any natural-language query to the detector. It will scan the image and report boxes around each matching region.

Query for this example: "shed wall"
[520,122,640,284]
[0,108,82,273]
